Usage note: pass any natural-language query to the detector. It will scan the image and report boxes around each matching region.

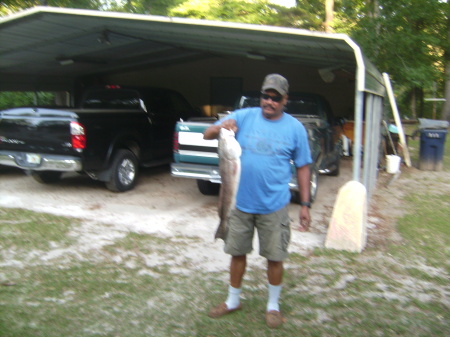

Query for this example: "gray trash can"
[418,119,449,171]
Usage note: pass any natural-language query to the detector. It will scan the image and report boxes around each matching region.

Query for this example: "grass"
[0,128,449,336]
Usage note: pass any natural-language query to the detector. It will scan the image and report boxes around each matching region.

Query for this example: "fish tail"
[214,219,227,241]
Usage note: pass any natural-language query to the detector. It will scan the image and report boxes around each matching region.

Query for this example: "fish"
[215,128,242,240]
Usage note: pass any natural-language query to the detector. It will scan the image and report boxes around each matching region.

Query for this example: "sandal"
[265,310,286,328]
[208,302,242,318]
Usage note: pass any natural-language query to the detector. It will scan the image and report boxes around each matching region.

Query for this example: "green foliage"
[0,0,103,16]
[101,0,185,15]
[0,92,55,110]
[335,0,448,118]
[367,0,443,83]
[169,0,277,25]
[0,0,186,16]
[168,0,327,29]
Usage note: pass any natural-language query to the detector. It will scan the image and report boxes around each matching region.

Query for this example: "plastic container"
[386,155,401,173]
[419,129,448,171]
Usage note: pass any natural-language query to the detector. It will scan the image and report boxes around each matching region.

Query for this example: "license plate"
[26,153,41,164]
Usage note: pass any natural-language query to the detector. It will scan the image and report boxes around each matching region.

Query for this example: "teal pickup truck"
[171,92,342,203]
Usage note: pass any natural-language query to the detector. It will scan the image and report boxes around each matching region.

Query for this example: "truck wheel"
[328,156,340,176]
[309,167,319,202]
[106,149,138,192]
[31,171,62,184]
[197,179,220,195]
[291,166,319,204]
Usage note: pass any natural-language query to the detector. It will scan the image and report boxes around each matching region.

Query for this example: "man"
[204,74,312,328]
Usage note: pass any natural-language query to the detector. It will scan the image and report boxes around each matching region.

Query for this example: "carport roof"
[0,6,384,95]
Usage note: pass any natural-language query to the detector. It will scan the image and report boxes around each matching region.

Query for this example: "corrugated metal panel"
[0,6,383,95]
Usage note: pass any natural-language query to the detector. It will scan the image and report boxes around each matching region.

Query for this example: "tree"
[0,0,103,16]
[168,0,285,26]
[324,0,334,32]
[0,91,55,109]
[101,0,185,16]
[167,0,328,30]
[0,0,192,16]
[440,18,450,121]
[336,0,448,120]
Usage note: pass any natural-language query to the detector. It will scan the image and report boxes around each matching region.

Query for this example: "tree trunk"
[419,87,424,118]
[441,59,450,121]
[324,0,334,33]
[440,26,450,121]
[411,88,417,119]
[368,1,381,58]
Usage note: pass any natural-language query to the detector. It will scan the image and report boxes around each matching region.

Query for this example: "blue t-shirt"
[217,107,312,214]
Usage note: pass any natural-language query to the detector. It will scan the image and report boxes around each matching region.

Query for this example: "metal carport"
[0,6,386,197]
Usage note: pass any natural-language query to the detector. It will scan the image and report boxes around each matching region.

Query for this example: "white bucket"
[386,155,401,174]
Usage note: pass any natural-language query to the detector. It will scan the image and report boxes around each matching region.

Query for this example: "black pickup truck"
[0,85,199,192]
[171,92,342,203]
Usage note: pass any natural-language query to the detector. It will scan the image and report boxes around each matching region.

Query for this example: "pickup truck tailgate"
[0,108,76,154]
[172,121,223,182]
[174,121,218,165]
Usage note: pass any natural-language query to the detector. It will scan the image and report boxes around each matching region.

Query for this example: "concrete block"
[325,181,367,253]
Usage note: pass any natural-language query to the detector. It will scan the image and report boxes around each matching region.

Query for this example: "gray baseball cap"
[261,74,289,96]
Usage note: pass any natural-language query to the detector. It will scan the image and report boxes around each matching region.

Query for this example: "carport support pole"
[352,90,365,182]
[346,36,366,183]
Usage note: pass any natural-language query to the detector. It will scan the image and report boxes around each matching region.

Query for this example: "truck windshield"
[286,97,318,116]
[82,89,141,109]
[237,94,320,117]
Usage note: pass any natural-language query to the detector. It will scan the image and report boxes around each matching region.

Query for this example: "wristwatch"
[300,201,311,208]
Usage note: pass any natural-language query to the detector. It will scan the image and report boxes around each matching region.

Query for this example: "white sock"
[225,285,241,310]
[267,283,282,312]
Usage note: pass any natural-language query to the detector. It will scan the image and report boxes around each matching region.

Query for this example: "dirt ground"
[0,158,406,270]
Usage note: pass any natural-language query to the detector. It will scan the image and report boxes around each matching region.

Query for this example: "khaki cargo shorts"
[224,206,291,261]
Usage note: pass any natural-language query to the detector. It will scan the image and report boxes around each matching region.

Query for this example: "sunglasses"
[260,92,283,103]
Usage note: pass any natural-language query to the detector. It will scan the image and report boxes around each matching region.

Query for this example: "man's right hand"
[220,119,238,133]
[203,119,237,140]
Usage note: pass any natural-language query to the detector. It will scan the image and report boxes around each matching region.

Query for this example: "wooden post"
[383,73,412,167]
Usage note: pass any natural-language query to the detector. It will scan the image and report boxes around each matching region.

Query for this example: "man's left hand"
[298,208,311,232]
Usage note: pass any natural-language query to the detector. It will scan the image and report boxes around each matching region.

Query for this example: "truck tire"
[197,179,220,195]
[106,149,138,192]
[31,171,62,184]
[309,167,319,202]
[328,156,340,176]
[291,166,319,204]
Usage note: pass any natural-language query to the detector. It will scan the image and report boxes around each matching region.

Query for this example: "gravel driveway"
[0,158,358,270]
